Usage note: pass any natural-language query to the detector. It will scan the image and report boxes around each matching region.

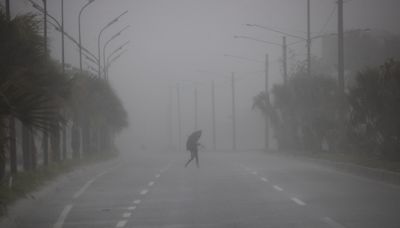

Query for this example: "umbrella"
[186,130,202,151]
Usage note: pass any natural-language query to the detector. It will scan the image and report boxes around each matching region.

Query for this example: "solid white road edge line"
[53,204,73,228]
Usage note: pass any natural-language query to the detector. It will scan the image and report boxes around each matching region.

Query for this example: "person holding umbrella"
[185,130,202,168]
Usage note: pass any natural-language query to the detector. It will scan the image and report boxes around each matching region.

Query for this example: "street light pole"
[194,84,198,130]
[338,0,344,93]
[43,0,47,56]
[61,0,65,74]
[307,0,311,77]
[78,0,95,73]
[5,0,10,20]
[265,54,269,151]
[103,25,130,79]
[97,10,128,78]
[211,80,216,151]
[231,72,237,151]
[177,84,182,152]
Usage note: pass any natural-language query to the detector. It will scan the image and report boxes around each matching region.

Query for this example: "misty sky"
[7,0,400,151]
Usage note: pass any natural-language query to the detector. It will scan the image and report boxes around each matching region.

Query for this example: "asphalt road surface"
[5,150,400,228]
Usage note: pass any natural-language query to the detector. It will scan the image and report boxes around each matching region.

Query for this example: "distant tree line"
[0,9,128,180]
[253,58,400,161]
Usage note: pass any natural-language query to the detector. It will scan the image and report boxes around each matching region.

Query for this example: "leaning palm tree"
[0,10,68,178]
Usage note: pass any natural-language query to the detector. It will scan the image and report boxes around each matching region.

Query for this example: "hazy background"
[8,0,400,153]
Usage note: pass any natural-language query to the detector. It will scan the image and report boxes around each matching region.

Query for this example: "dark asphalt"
[4,150,400,228]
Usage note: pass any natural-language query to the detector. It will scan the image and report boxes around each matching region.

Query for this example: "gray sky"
[8,0,400,151]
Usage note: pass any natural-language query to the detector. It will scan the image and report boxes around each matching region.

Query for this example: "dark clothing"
[185,130,202,168]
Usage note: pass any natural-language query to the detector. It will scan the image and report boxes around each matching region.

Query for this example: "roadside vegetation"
[0,8,128,213]
[253,59,400,172]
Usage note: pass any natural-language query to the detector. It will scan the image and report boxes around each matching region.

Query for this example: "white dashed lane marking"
[127,206,136,210]
[155,174,160,178]
[291,197,306,206]
[133,199,141,204]
[322,217,347,228]
[261,177,269,182]
[140,189,149,195]
[252,171,258,175]
[116,220,128,228]
[53,204,73,228]
[122,212,132,218]
[273,185,284,191]
[148,181,155,186]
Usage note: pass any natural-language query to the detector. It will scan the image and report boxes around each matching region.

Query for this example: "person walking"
[185,130,202,168]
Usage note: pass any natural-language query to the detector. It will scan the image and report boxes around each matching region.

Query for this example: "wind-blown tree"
[69,73,128,157]
[348,59,400,160]
[253,68,341,152]
[0,10,67,179]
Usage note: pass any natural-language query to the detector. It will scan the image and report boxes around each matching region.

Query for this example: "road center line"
[116,220,128,228]
[53,204,73,228]
[140,189,149,195]
[73,164,120,199]
[273,185,283,191]
[133,199,141,204]
[322,217,347,228]
[148,181,155,186]
[127,206,136,210]
[291,197,306,206]
[261,177,269,182]
[122,212,132,218]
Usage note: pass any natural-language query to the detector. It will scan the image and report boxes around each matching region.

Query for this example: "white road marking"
[127,206,136,210]
[155,174,160,178]
[133,199,141,204]
[122,212,132,218]
[148,181,155,186]
[73,179,94,199]
[273,185,283,191]
[53,204,73,228]
[322,217,347,228]
[116,220,128,228]
[73,164,120,199]
[261,177,269,182]
[291,197,306,206]
[252,171,258,175]
[140,189,149,195]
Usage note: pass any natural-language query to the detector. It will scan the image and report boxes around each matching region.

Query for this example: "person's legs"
[185,151,194,167]
[194,150,199,168]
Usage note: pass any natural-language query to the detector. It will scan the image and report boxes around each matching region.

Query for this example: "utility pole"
[194,84,198,130]
[338,0,344,94]
[177,84,182,152]
[307,0,311,77]
[265,54,269,151]
[211,80,216,151]
[282,36,288,84]
[231,73,237,151]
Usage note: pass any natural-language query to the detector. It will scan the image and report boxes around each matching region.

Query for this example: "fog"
[9,0,400,153]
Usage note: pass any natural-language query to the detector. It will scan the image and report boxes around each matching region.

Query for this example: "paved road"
[5,150,400,228]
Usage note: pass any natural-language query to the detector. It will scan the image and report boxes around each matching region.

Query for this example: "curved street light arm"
[234,35,282,47]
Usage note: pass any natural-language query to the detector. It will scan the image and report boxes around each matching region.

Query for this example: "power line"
[317,4,337,36]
